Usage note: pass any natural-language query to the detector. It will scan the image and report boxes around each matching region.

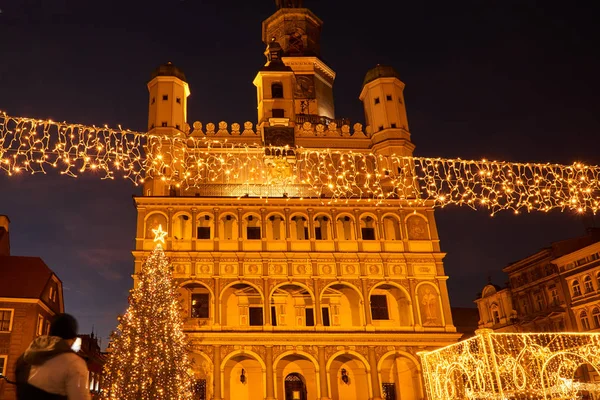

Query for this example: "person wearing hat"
[15,313,91,400]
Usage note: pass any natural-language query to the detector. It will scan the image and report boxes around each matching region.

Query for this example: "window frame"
[584,276,594,293]
[572,280,582,297]
[0,355,7,376]
[0,309,14,332]
[580,311,590,330]
[592,308,600,329]
[370,294,390,320]
[191,293,210,319]
[37,314,45,336]
[249,307,264,326]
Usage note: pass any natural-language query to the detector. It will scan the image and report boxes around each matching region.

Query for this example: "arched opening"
[417,284,444,327]
[584,275,594,294]
[572,280,582,297]
[580,310,591,330]
[314,215,331,240]
[321,283,363,327]
[370,284,412,328]
[271,82,284,99]
[382,215,401,240]
[380,353,421,400]
[266,213,285,240]
[406,215,430,240]
[270,284,314,328]
[180,282,212,322]
[244,214,262,240]
[290,215,309,240]
[359,215,377,240]
[284,373,307,400]
[329,353,369,400]
[196,213,213,240]
[336,215,356,240]
[220,214,238,241]
[145,212,167,239]
[592,307,600,329]
[221,283,263,328]
[190,352,213,400]
[223,353,264,400]
[173,213,192,240]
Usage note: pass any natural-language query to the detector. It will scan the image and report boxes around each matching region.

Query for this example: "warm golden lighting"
[418,329,600,400]
[2,111,599,214]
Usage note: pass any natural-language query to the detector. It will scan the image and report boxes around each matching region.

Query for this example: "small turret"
[147,62,190,133]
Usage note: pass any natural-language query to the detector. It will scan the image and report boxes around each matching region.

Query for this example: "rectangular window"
[386,95,392,101]
[0,356,6,376]
[382,383,396,400]
[305,308,315,326]
[390,123,397,128]
[271,306,277,327]
[191,294,209,319]
[321,307,331,326]
[175,124,180,130]
[151,97,155,105]
[49,286,54,301]
[37,315,44,336]
[371,295,390,320]
[272,108,285,118]
[374,97,380,104]
[197,227,211,239]
[249,308,263,326]
[45,319,51,335]
[303,227,309,240]
[176,97,181,104]
[0,309,13,332]
[247,227,261,240]
[362,227,376,240]
[161,122,168,127]
[378,125,384,131]
[162,95,168,101]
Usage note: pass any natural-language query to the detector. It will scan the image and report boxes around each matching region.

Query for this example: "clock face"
[294,75,315,98]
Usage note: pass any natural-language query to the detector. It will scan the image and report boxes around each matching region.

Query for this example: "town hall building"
[132,1,461,399]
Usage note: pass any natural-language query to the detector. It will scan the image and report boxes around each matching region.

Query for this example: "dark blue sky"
[1,0,599,346]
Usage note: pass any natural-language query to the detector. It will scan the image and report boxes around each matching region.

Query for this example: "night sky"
[1,0,599,347]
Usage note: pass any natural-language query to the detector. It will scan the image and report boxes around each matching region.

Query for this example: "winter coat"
[15,336,91,400]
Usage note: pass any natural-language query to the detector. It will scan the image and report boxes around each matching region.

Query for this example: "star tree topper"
[152,224,168,244]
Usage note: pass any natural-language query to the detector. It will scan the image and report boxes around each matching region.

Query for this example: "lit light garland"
[418,329,600,400]
[2,111,599,214]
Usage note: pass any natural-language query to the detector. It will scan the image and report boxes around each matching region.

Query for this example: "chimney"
[0,215,10,256]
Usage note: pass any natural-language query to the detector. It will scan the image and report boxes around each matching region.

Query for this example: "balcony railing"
[295,114,350,127]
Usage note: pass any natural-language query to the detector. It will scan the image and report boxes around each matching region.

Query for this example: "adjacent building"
[475,228,600,333]
[0,215,65,400]
[132,2,462,400]
[78,332,107,399]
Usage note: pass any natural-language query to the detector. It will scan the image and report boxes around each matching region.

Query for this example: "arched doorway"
[285,373,307,400]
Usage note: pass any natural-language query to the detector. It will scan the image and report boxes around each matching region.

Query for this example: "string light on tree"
[101,224,193,400]
[2,111,599,214]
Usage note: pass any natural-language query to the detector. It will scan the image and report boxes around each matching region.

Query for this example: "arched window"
[291,215,308,240]
[267,214,285,240]
[592,308,600,329]
[584,276,594,293]
[490,304,500,324]
[314,215,330,240]
[572,280,582,297]
[360,216,377,240]
[220,214,238,240]
[196,214,213,240]
[336,215,355,240]
[173,214,192,240]
[145,213,167,239]
[597,271,600,286]
[245,215,261,240]
[535,293,544,311]
[382,215,401,240]
[271,82,284,99]
[580,310,591,330]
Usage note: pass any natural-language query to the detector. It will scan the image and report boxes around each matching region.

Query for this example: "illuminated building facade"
[133,2,460,399]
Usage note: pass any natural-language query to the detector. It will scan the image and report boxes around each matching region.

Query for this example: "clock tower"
[256,1,336,123]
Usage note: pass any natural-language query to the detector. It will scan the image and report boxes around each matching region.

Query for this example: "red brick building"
[0,215,65,400]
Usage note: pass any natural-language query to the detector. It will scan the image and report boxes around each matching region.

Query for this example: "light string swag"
[1,111,599,215]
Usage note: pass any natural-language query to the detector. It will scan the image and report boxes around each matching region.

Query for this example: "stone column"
[213,207,220,247]
[264,278,272,327]
[362,278,374,329]
[260,207,267,251]
[376,208,384,240]
[213,345,222,400]
[237,208,244,251]
[318,346,330,400]
[284,208,291,252]
[368,347,382,400]
[308,208,316,252]
[313,278,323,327]
[409,278,422,331]
[191,207,198,251]
[167,207,174,251]
[265,346,275,400]
[214,278,221,327]
[353,208,361,239]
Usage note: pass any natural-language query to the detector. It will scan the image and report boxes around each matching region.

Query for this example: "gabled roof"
[0,255,58,299]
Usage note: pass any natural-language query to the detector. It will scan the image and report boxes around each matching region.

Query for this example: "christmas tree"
[102,225,193,400]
